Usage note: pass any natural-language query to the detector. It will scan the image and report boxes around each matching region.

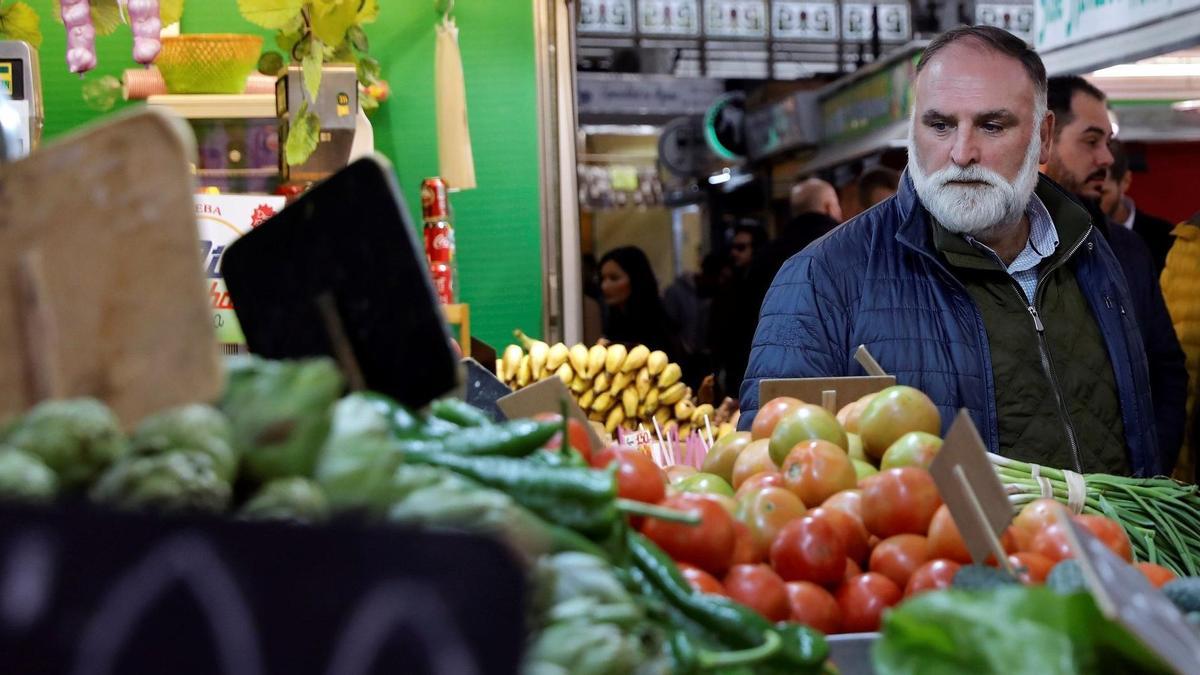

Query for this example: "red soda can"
[425,220,455,264]
[420,177,450,222]
[429,262,454,304]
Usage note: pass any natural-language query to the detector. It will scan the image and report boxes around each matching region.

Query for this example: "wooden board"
[759,376,895,413]
[0,109,222,428]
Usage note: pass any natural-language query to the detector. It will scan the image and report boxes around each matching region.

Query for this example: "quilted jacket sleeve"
[738,251,853,431]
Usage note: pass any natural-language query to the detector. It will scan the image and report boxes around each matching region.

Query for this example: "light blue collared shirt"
[965,195,1059,304]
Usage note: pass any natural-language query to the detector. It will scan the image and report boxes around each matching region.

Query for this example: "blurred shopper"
[858,166,902,209]
[1099,139,1175,272]
[1044,75,1187,473]
[1161,211,1200,483]
[663,253,724,383]
[710,223,768,398]
[598,246,680,360]
[741,26,1163,476]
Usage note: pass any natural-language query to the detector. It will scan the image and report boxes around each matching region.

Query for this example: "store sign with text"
[976,3,1035,43]
[820,53,918,145]
[639,0,701,35]
[772,1,839,40]
[1036,0,1200,52]
[578,0,635,34]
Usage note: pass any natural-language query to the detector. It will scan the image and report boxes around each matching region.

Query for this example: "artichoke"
[6,398,127,489]
[239,477,330,524]
[0,448,58,502]
[130,404,238,481]
[90,451,230,514]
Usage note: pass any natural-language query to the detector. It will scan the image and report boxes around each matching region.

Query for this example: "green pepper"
[628,532,828,673]
[429,398,493,427]
[397,419,559,458]
[668,630,701,675]
[418,414,461,439]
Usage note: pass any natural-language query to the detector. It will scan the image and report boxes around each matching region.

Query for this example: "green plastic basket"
[157,34,264,95]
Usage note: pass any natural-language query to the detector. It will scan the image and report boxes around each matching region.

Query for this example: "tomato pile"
[595,386,1177,635]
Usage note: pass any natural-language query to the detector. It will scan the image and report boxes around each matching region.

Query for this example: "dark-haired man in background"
[1100,139,1176,272]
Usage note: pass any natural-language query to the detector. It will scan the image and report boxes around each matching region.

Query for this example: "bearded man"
[738,25,1162,476]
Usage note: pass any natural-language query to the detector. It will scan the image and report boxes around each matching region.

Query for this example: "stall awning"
[798,119,908,174]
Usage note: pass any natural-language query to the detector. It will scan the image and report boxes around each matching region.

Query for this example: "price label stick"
[854,344,887,377]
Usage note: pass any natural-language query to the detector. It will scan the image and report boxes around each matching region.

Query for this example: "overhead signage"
[772,1,839,40]
[976,3,1035,43]
[639,0,701,36]
[578,0,635,35]
[705,0,768,38]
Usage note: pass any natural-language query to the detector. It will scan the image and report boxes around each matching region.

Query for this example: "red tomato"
[843,557,863,582]
[926,504,972,564]
[808,506,870,566]
[1135,562,1177,589]
[1029,523,1074,562]
[731,520,760,565]
[731,440,779,490]
[752,397,804,440]
[786,581,842,634]
[1073,514,1133,562]
[1008,552,1055,585]
[769,515,847,585]
[641,494,737,576]
[869,534,930,589]
[734,471,787,499]
[904,559,961,596]
[724,564,791,621]
[679,563,726,595]
[861,468,942,538]
[1013,498,1066,547]
[737,486,807,560]
[534,413,594,465]
[594,447,666,504]
[836,573,902,633]
[821,489,864,522]
[781,440,859,508]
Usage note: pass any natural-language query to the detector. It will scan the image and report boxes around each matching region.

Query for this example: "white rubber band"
[1031,463,1055,498]
[1064,470,1087,514]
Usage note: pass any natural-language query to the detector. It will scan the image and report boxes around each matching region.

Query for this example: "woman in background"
[598,246,679,360]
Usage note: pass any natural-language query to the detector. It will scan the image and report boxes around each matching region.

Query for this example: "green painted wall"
[28,0,544,348]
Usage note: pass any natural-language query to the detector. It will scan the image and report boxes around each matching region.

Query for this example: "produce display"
[498,331,737,439]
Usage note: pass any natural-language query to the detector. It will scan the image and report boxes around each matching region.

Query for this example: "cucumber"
[1162,577,1200,614]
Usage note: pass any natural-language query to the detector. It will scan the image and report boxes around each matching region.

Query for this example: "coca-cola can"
[424,221,455,264]
[430,262,454,304]
[420,177,449,222]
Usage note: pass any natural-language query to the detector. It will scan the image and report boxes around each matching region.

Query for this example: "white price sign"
[639,0,701,35]
[705,0,768,38]
[976,3,1035,41]
[841,3,910,42]
[773,1,839,40]
[578,0,635,34]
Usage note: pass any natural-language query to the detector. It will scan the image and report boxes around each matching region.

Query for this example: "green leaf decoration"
[285,103,320,166]
[159,0,184,26]
[356,0,378,24]
[0,1,43,48]
[301,36,322,103]
[257,50,285,76]
[236,0,305,29]
[347,24,367,52]
[52,0,122,36]
[310,0,357,47]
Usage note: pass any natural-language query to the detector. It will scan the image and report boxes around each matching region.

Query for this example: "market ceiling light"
[1091,63,1200,78]
[708,169,732,185]
[1173,99,1200,111]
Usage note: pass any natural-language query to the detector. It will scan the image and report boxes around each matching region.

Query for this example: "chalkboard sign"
[0,503,526,675]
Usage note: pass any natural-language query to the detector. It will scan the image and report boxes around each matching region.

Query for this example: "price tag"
[460,357,511,423]
[497,376,604,452]
[1060,514,1200,674]
[929,411,1014,570]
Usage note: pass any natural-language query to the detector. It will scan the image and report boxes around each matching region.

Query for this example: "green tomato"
[702,431,751,484]
[852,459,879,481]
[677,472,735,498]
[846,432,866,462]
[880,431,943,470]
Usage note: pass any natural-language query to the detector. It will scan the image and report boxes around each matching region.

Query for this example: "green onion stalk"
[989,454,1200,577]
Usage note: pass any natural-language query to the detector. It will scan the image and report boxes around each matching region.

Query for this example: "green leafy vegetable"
[310,0,357,46]
[90,451,230,514]
[0,448,57,502]
[301,36,323,103]
[6,398,127,490]
[285,102,320,166]
[240,477,329,523]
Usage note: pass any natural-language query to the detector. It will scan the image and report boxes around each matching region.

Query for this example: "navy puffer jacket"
[738,172,1162,476]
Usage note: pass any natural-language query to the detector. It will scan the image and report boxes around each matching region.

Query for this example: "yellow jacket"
[1161,219,1200,482]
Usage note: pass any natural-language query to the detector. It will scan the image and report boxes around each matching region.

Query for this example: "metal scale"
[0,40,43,159]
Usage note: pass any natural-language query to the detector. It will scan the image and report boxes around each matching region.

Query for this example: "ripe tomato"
[1073,515,1132,562]
[737,486,807,560]
[642,494,736,576]
[808,506,870,566]
[869,534,930,589]
[665,464,699,484]
[770,515,847,585]
[836,573,902,633]
[926,504,972,564]
[1029,523,1074,562]
[904,559,960,596]
[786,581,842,634]
[731,440,780,490]
[731,520,760,565]
[734,471,787,499]
[724,564,791,621]
[1012,498,1066,549]
[594,447,666,504]
[534,413,594,464]
[821,489,864,522]
[1135,562,1177,588]
[861,468,942,538]
[1007,552,1055,585]
[781,440,858,508]
[679,563,726,595]
[751,397,803,440]
[843,557,863,582]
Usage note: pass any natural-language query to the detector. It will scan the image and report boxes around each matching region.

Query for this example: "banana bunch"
[498,332,711,436]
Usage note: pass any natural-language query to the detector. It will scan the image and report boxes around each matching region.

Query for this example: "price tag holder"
[929,410,1014,571]
[460,357,511,423]
[759,376,894,413]
[222,156,460,411]
[1060,514,1200,674]
[497,376,604,451]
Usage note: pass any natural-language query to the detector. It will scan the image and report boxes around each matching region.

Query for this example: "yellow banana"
[578,389,595,411]
[664,420,680,437]
[622,387,639,419]
[587,344,607,379]
[605,405,625,434]
[609,371,633,396]
[644,388,659,414]
[654,406,672,428]
[679,423,692,438]
[647,350,669,376]
[547,342,570,371]
[675,399,696,422]
[635,368,652,399]
[691,403,715,426]
[517,354,532,387]
[592,371,610,395]
[495,359,505,381]
[657,363,682,388]
[569,343,589,374]
[592,392,615,414]
[589,409,606,423]
[660,382,687,405]
[622,345,650,373]
[514,330,549,379]
[556,362,574,385]
[571,376,591,394]
[502,344,524,382]
[605,343,627,375]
